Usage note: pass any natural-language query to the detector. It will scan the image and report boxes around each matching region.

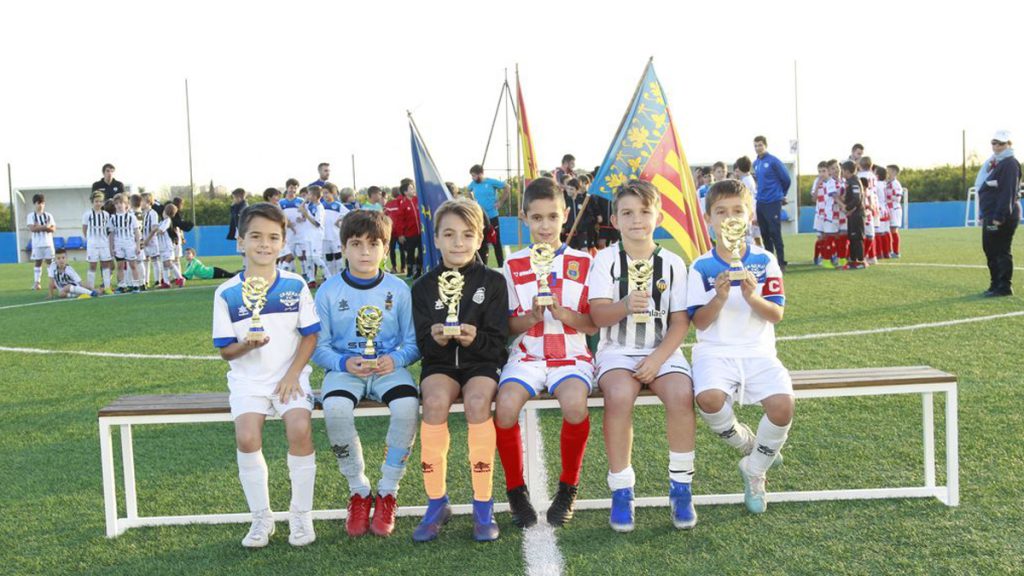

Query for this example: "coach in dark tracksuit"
[976,130,1021,297]
[752,136,792,269]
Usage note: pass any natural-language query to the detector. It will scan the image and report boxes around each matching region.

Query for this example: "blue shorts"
[322,367,417,404]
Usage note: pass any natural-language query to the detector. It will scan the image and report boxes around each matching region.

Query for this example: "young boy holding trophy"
[311,210,420,538]
[410,197,509,542]
[211,203,321,548]
[587,181,696,533]
[494,178,598,530]
[687,179,791,515]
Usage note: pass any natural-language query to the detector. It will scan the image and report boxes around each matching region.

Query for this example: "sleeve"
[412,278,446,361]
[774,157,792,192]
[686,262,714,318]
[389,285,421,368]
[467,272,510,356]
[68,267,82,284]
[588,251,614,300]
[312,286,347,371]
[504,262,523,317]
[25,213,33,227]
[891,181,903,201]
[994,162,1020,222]
[212,291,238,348]
[297,284,321,336]
[159,219,171,232]
[761,256,785,307]
[668,259,688,313]
[82,212,89,226]
[490,178,507,190]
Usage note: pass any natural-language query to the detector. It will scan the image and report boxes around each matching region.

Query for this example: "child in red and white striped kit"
[886,164,904,258]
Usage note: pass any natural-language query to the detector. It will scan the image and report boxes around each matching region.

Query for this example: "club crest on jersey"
[656,278,668,292]
[279,290,300,309]
[434,299,444,310]
[385,291,394,310]
[566,261,580,281]
[472,287,485,304]
[338,299,350,312]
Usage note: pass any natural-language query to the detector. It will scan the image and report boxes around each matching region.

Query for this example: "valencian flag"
[590,58,711,262]
[516,65,538,182]
[409,113,453,270]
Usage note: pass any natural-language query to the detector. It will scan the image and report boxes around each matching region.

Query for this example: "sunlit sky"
[1,0,1020,201]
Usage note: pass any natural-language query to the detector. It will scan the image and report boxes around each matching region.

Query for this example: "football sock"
[748,415,790,476]
[607,466,636,491]
[699,404,754,452]
[560,416,590,486]
[892,229,901,253]
[101,268,112,289]
[378,396,418,497]
[323,395,370,497]
[287,452,317,512]
[420,421,450,499]
[669,451,695,484]
[33,266,41,284]
[468,419,496,502]
[171,262,182,280]
[237,449,271,513]
[87,270,96,288]
[68,285,91,297]
[495,421,525,491]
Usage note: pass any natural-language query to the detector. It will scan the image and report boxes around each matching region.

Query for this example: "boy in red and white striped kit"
[886,165,904,258]
[811,162,828,266]
[828,160,849,266]
[858,157,878,265]
[872,165,892,259]
[494,178,598,530]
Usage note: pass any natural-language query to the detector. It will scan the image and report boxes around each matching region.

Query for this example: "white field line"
[0,346,221,361]
[522,416,565,576]
[877,262,1024,271]
[0,284,219,312]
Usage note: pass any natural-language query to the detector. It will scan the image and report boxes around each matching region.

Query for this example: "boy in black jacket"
[411,197,509,543]
[840,161,865,270]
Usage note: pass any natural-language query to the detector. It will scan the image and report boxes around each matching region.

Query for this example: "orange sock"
[468,419,497,502]
[420,421,450,499]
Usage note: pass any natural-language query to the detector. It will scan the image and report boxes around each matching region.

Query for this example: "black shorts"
[421,363,502,387]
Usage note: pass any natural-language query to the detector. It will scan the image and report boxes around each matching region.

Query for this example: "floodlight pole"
[185,79,196,225]
[7,163,13,232]
[352,154,357,194]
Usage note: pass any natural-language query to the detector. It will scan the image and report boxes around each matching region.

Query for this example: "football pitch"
[2,228,1023,576]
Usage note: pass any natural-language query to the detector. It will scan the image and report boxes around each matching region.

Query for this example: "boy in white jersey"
[886,164,904,258]
[872,165,892,259]
[139,193,161,288]
[278,180,304,273]
[320,185,346,276]
[858,157,879,265]
[494,178,598,530]
[811,162,827,266]
[82,193,114,293]
[110,194,144,293]
[48,248,98,299]
[212,202,321,548]
[688,179,791,515]
[734,156,763,246]
[588,180,696,532]
[27,194,56,290]
[299,186,329,286]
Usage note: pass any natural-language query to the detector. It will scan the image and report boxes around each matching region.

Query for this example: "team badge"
[656,279,668,292]
[566,260,580,281]
[385,291,394,310]
[434,299,444,310]
[279,290,300,308]
[338,299,350,312]
[472,287,485,304]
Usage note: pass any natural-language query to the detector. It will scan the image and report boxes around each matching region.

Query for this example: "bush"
[0,203,12,232]
[181,195,233,226]
[797,164,980,206]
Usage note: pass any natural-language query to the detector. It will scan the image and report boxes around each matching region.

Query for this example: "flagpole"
[793,60,801,218]
[351,153,357,194]
[515,64,523,247]
[185,78,196,226]
[590,57,652,195]
[481,81,507,169]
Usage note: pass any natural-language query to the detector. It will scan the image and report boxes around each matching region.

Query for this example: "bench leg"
[121,425,138,521]
[522,407,548,510]
[945,386,960,506]
[99,420,119,537]
[922,393,936,488]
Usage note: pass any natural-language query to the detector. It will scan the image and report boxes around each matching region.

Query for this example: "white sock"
[607,466,636,491]
[287,453,317,512]
[87,270,96,289]
[669,451,695,484]
[69,285,91,297]
[747,415,790,476]
[33,267,41,283]
[101,268,111,289]
[141,259,149,285]
[171,262,182,281]
[237,449,271,513]
[700,403,755,453]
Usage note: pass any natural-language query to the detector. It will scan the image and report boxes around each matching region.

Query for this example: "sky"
[1,0,1021,202]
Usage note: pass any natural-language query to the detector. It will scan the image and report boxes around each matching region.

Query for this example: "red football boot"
[370,493,397,537]
[346,493,373,537]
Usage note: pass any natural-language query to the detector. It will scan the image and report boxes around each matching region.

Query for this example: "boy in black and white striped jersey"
[48,249,97,299]
[27,194,56,290]
[110,194,144,293]
[81,193,114,293]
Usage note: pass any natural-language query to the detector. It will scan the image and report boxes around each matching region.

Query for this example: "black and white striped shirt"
[110,212,139,241]
[82,209,111,239]
[141,209,159,241]
[47,262,82,288]
[26,211,55,249]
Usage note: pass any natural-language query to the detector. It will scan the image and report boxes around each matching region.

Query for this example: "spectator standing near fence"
[976,130,1021,297]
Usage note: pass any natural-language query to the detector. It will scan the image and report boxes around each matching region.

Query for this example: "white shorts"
[279,242,292,258]
[692,356,792,406]
[31,245,54,261]
[596,350,691,383]
[812,214,823,232]
[144,243,160,258]
[890,208,903,228]
[499,359,594,397]
[113,240,138,261]
[86,241,113,263]
[173,243,183,258]
[323,239,341,255]
[290,239,308,258]
[230,379,315,419]
[822,220,839,234]
[159,248,175,262]
[874,221,888,234]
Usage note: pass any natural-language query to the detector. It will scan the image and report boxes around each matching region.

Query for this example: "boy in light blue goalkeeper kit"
[313,210,420,539]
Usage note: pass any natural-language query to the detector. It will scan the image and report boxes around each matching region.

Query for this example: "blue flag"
[409,115,453,271]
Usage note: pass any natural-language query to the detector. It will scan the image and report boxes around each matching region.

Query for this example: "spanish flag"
[590,59,711,262]
[515,65,539,182]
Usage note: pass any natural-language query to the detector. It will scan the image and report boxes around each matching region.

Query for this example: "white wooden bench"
[98,365,958,538]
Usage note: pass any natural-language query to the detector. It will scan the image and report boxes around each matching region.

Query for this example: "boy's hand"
[373,355,396,376]
[740,271,758,300]
[713,271,731,301]
[430,323,452,347]
[626,290,649,314]
[345,356,375,377]
[245,336,271,350]
[633,353,663,385]
[529,295,548,324]
[456,323,477,347]
[548,294,571,323]
[274,373,303,403]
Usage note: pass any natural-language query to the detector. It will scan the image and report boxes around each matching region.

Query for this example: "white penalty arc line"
[0,284,219,312]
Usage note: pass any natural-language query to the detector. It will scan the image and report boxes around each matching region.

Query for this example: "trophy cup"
[438,270,465,336]
[627,259,653,323]
[356,305,384,369]
[720,217,748,286]
[241,276,270,345]
[530,243,556,306]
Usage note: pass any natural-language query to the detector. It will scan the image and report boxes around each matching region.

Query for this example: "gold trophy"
[627,259,653,323]
[720,217,748,286]
[356,305,384,369]
[530,243,556,306]
[438,270,465,336]
[241,276,270,345]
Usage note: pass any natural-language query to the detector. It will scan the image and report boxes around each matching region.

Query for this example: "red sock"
[495,421,525,491]
[559,416,590,486]
[883,233,892,256]
[813,239,822,260]
[838,234,849,259]
[865,237,875,259]
[822,236,835,260]
[891,229,901,253]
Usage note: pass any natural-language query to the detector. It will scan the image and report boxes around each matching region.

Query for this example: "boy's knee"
[494,396,521,428]
[322,395,356,422]
[561,400,589,424]
[421,393,451,421]
[696,390,727,414]
[463,393,492,420]
[235,430,262,452]
[763,396,794,426]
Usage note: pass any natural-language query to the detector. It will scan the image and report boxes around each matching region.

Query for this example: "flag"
[516,66,538,182]
[409,113,453,271]
[590,59,711,262]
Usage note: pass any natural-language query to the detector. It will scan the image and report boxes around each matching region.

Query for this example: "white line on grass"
[0,284,219,312]
[877,262,1024,271]
[522,416,566,576]
[0,346,221,361]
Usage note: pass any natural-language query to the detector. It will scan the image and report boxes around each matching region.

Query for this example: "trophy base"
[361,356,378,370]
[245,329,266,345]
[632,313,650,323]
[729,267,746,286]
[535,294,553,306]
[443,323,461,336]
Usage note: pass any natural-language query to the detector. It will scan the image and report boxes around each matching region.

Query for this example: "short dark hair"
[522,177,565,213]
[367,185,382,198]
[753,135,767,145]
[852,143,864,152]
[734,156,752,173]
[841,160,857,174]
[306,185,322,198]
[399,179,415,194]
[712,161,726,171]
[317,162,330,171]
[231,188,246,198]
[858,156,873,170]
[102,163,115,172]
[873,165,887,180]
[239,202,287,237]
[817,160,828,170]
[886,164,901,174]
[262,187,280,201]
[285,178,299,188]
[470,164,484,175]
[561,154,575,164]
[613,180,660,213]
[55,247,67,256]
[32,194,45,204]
[340,209,392,245]
[172,197,184,207]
